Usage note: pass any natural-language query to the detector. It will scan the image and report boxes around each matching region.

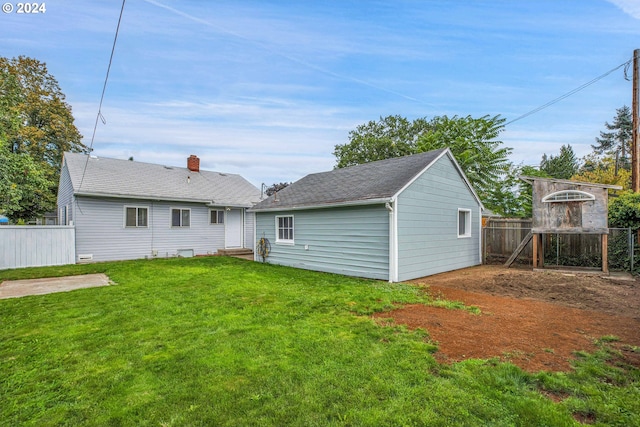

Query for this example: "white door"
[225,208,243,248]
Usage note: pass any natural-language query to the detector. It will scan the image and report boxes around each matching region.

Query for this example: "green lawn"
[1,257,638,426]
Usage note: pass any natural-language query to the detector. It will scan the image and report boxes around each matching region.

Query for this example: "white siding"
[74,197,228,262]
[255,205,389,280]
[56,161,75,225]
[0,226,76,270]
[396,155,481,281]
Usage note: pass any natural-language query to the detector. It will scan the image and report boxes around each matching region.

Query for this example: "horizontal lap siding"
[256,205,389,280]
[244,211,255,248]
[74,197,225,262]
[397,156,481,281]
[57,163,74,224]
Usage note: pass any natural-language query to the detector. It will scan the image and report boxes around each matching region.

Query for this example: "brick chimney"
[187,155,200,172]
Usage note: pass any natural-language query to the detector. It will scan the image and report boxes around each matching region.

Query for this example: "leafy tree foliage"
[591,106,632,172]
[0,56,85,220]
[609,192,640,231]
[333,114,511,214]
[0,144,52,222]
[571,156,631,191]
[514,165,551,218]
[264,182,290,197]
[333,115,432,168]
[539,144,579,179]
[416,115,510,202]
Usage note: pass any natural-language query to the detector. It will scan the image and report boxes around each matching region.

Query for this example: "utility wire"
[79,0,127,189]
[505,59,633,126]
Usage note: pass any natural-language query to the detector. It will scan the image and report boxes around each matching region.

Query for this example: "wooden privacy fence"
[0,226,76,270]
[483,219,633,271]
[483,219,532,265]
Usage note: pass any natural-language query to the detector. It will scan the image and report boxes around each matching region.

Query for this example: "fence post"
[631,228,635,273]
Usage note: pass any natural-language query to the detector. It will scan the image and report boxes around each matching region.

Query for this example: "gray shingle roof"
[251,148,450,211]
[63,152,261,207]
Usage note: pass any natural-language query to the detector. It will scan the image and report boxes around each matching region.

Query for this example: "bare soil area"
[374,265,640,372]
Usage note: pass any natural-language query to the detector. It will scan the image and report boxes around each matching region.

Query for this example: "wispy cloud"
[606,0,640,19]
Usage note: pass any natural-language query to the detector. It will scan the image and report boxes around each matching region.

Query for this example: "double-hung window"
[457,209,471,238]
[171,208,190,227]
[276,215,294,244]
[125,206,148,227]
[210,209,225,225]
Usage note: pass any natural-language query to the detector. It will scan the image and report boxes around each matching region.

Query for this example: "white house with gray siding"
[58,153,260,262]
[250,148,483,282]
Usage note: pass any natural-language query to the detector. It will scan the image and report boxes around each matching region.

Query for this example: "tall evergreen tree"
[591,106,632,173]
[540,144,579,180]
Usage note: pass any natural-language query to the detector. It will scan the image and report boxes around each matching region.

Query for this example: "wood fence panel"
[0,226,75,270]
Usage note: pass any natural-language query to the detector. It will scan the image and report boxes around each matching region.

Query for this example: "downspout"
[478,206,483,265]
[253,210,257,262]
[385,201,397,282]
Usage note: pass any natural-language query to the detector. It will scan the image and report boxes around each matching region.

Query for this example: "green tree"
[517,165,551,218]
[0,56,86,220]
[0,144,52,222]
[539,144,579,179]
[591,106,632,173]
[333,115,432,168]
[333,114,512,214]
[416,115,510,202]
[571,156,631,191]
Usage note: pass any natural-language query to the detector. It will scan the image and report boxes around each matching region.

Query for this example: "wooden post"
[602,233,609,274]
[532,233,543,269]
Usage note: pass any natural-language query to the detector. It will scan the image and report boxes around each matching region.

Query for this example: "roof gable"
[62,152,260,207]
[251,148,481,211]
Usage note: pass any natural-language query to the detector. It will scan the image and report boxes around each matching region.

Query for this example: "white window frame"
[457,208,471,238]
[541,190,595,203]
[275,215,294,245]
[210,209,225,225]
[171,208,191,228]
[124,206,149,228]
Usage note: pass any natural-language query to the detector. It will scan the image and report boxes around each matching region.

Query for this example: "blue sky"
[2,0,639,187]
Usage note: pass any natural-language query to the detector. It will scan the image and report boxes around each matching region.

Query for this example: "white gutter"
[74,191,252,208]
[248,197,393,213]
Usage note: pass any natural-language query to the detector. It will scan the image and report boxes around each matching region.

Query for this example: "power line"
[505,59,633,126]
[79,0,127,189]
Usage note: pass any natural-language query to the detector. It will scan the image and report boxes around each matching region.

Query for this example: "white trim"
[123,205,149,228]
[275,214,295,245]
[249,197,392,213]
[386,201,398,282]
[478,206,483,264]
[541,190,595,203]
[457,208,472,238]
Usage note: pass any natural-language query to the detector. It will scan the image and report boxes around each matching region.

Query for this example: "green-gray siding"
[396,155,481,281]
[255,205,389,280]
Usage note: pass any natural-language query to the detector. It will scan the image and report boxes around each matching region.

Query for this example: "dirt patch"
[374,265,640,372]
[0,274,112,299]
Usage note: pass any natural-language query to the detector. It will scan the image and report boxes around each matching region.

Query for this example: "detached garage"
[251,148,483,282]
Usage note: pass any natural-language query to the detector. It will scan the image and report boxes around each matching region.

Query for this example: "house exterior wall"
[56,161,74,225]
[396,155,481,281]
[255,205,389,280]
[73,196,249,262]
[244,211,255,249]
